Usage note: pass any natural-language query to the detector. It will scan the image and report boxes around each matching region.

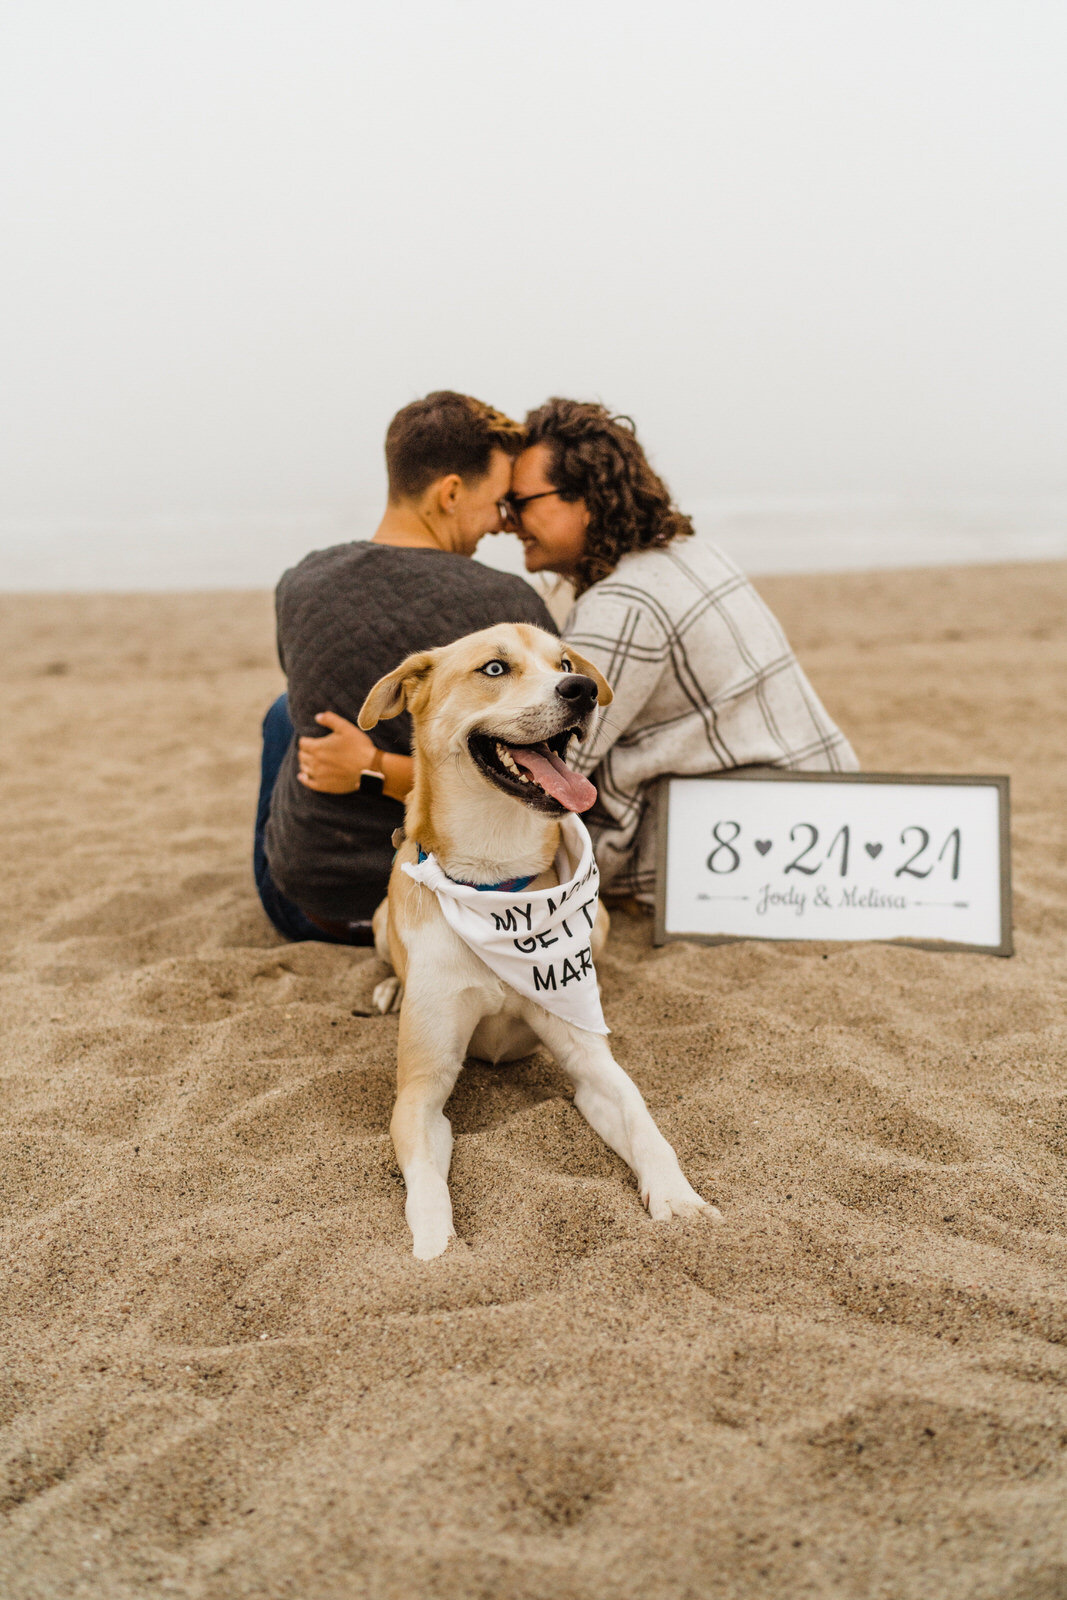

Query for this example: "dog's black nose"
[556,674,598,713]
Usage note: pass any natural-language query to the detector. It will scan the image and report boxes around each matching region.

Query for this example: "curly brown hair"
[523,398,693,593]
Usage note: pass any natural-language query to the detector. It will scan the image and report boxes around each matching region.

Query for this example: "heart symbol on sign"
[864,842,883,858]
[755,839,772,856]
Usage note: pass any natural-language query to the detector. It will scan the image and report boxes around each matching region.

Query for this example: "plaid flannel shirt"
[563,539,858,899]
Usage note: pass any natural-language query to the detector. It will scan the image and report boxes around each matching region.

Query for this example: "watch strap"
[358,746,385,798]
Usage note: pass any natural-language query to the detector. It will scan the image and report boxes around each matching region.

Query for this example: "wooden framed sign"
[654,771,1012,956]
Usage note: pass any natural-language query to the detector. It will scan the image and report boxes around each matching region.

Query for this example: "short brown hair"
[523,398,693,594]
[385,391,524,501]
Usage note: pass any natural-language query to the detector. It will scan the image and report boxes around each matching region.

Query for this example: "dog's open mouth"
[468,728,597,813]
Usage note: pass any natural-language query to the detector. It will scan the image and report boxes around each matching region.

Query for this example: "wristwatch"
[358,748,385,798]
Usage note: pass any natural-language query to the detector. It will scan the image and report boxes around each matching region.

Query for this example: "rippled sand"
[1,563,1065,1599]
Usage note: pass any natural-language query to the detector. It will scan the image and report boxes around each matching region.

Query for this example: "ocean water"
[2,496,1065,593]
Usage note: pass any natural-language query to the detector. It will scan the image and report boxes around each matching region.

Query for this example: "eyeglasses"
[497,489,561,528]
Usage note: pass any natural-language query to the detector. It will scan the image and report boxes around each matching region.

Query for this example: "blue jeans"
[253,694,373,944]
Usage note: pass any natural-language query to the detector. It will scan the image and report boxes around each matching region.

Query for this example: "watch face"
[358,768,386,798]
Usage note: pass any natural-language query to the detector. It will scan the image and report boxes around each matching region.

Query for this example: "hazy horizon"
[2,0,1065,586]
[4,492,1066,593]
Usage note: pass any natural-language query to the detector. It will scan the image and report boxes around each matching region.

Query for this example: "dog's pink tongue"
[511,745,597,813]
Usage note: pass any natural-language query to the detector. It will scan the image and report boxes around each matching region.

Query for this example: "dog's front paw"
[411,1218,456,1261]
[405,1180,457,1261]
[373,976,403,1015]
[642,1173,723,1225]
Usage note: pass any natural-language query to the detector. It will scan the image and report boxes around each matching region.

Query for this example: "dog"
[358,623,717,1259]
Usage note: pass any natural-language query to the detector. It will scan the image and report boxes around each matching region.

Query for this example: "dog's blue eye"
[480,659,508,677]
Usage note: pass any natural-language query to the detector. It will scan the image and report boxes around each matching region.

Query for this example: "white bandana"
[401,813,609,1035]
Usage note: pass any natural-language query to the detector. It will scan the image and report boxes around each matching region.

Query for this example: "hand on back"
[297,712,372,793]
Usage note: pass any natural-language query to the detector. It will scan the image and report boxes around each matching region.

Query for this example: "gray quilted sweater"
[265,541,556,921]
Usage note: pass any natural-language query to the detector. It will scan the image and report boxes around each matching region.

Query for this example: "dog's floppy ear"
[358,650,436,729]
[564,646,614,706]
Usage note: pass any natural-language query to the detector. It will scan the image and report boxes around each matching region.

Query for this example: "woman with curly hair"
[504,399,857,904]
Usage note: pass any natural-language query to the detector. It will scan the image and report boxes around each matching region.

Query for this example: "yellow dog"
[359,623,716,1259]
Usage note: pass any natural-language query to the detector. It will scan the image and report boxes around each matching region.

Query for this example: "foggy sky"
[2,0,1065,536]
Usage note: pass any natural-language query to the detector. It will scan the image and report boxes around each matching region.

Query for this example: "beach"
[1,560,1065,1598]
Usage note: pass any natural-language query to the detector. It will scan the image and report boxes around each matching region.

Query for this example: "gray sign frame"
[653,769,1012,956]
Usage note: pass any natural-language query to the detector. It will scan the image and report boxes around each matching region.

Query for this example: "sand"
[1,561,1065,1600]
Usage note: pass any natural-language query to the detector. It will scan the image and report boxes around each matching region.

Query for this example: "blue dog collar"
[416,847,534,895]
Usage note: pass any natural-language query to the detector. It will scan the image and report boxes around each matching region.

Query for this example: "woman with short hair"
[255,391,554,944]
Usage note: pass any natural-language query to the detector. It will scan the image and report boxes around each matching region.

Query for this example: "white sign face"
[656,774,1011,955]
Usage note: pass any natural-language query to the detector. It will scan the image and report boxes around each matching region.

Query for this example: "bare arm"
[298,712,414,803]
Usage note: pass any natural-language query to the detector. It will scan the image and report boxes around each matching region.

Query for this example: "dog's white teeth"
[492,740,533,783]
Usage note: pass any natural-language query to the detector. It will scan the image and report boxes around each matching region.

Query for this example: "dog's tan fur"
[359,624,717,1259]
